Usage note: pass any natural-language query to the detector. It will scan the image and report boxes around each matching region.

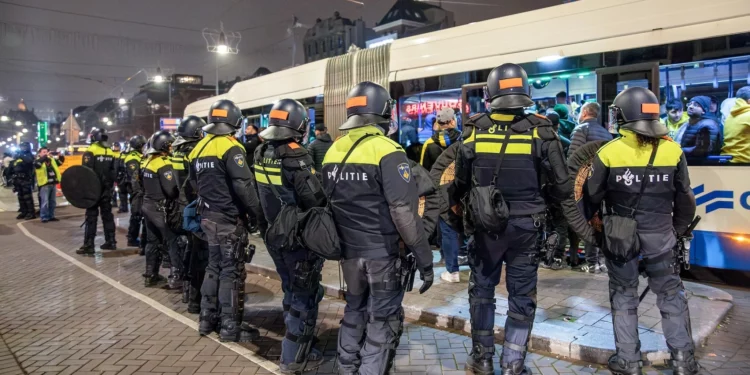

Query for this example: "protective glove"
[418,265,434,294]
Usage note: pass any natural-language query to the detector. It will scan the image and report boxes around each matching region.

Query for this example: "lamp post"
[203,23,241,96]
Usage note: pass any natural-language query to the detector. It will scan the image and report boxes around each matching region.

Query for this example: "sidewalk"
[116,220,733,365]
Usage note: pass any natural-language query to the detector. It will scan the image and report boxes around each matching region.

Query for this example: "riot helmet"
[339,81,394,131]
[173,115,206,147]
[204,99,243,135]
[88,127,108,144]
[485,63,534,110]
[609,87,668,138]
[129,135,147,152]
[145,130,175,155]
[259,99,309,141]
[19,142,31,153]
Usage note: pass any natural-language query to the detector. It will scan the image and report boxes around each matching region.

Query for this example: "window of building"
[339,36,343,48]
[322,40,326,53]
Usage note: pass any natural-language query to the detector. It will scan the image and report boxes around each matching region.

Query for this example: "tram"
[185,0,750,284]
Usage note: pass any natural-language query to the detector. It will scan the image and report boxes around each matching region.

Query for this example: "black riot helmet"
[259,99,309,141]
[609,87,668,138]
[129,135,147,152]
[19,142,31,153]
[485,63,534,110]
[339,81,395,131]
[145,130,175,155]
[88,127,108,144]
[204,99,243,135]
[173,115,206,147]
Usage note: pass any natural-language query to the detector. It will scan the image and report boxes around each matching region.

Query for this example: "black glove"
[418,265,434,294]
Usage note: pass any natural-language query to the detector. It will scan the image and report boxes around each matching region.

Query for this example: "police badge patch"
[397,163,411,183]
[164,171,173,181]
[233,154,245,167]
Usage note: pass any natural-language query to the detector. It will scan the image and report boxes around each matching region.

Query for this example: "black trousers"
[200,213,246,324]
[469,217,539,365]
[186,234,209,307]
[84,189,115,245]
[14,178,34,215]
[118,183,130,212]
[337,256,404,375]
[143,201,181,275]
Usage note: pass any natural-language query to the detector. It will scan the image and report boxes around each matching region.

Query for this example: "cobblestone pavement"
[0,199,747,374]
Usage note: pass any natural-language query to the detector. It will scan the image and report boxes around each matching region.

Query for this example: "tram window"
[397,89,463,148]
[660,56,750,165]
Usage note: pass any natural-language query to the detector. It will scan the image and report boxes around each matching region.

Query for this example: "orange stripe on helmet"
[499,78,523,89]
[270,109,289,120]
[211,109,228,117]
[641,103,660,114]
[346,96,368,108]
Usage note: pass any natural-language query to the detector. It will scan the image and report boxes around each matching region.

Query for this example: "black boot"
[144,274,166,287]
[198,311,219,336]
[188,287,201,314]
[607,354,643,375]
[76,239,96,256]
[127,238,140,247]
[279,348,324,375]
[501,360,531,375]
[24,213,35,220]
[100,232,117,250]
[167,268,182,290]
[465,347,494,375]
[669,350,700,375]
[139,247,145,256]
[219,319,259,343]
[16,211,26,219]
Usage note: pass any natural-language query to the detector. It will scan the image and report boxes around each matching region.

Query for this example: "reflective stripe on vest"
[35,160,61,186]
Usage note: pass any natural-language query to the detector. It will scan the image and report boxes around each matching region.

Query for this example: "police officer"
[76,127,117,255]
[12,142,35,220]
[173,116,209,314]
[141,131,181,287]
[111,142,122,209]
[451,64,577,375]
[189,99,264,342]
[324,82,434,375]
[124,135,147,247]
[587,87,699,375]
[255,99,326,374]
[116,142,131,213]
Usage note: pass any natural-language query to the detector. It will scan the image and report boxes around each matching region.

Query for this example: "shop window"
[397,89,464,147]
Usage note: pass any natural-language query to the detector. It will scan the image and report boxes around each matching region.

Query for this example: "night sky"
[0,0,561,118]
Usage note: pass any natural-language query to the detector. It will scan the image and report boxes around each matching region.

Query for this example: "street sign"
[38,121,48,147]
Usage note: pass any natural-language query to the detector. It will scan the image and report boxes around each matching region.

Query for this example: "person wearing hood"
[721,86,750,163]
[242,124,261,165]
[307,123,332,172]
[419,108,462,172]
[679,95,722,158]
[660,99,689,141]
[553,104,575,152]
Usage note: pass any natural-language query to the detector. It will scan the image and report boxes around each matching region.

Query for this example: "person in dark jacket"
[12,143,35,220]
[567,102,612,273]
[242,124,261,165]
[553,104,576,152]
[679,96,722,159]
[568,103,612,158]
[420,108,461,172]
[307,123,332,172]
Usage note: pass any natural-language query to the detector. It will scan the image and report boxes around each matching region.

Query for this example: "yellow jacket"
[721,98,750,163]
[660,112,689,139]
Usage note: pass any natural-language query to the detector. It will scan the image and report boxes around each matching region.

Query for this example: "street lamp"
[55,137,60,142]
[14,121,22,126]
[107,121,113,126]
[154,67,164,83]
[22,128,28,133]
[0,116,8,122]
[203,23,241,95]
[102,117,109,123]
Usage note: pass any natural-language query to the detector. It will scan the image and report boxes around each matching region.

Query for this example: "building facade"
[303,12,373,63]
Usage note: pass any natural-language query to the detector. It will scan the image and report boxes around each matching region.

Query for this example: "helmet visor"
[608,105,622,132]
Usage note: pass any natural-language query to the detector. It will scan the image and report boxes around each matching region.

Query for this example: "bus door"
[596,62,660,132]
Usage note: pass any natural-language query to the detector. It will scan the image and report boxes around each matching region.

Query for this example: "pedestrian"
[307,123,332,172]
[11,143,35,220]
[2,152,12,187]
[325,82,434,375]
[661,99,689,140]
[420,107,461,172]
[173,116,210,314]
[34,147,64,223]
[588,86,699,375]
[567,102,612,273]
[242,124,261,163]
[255,99,326,374]
[679,95,722,158]
[189,99,264,342]
[451,63,586,375]
[721,86,750,163]
[140,131,181,287]
[76,128,117,254]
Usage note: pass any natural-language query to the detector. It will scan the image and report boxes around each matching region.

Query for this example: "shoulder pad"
[468,113,493,130]
[275,142,308,159]
[535,125,559,141]
[510,113,553,133]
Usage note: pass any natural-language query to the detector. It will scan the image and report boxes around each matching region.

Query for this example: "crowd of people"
[4,62,724,375]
